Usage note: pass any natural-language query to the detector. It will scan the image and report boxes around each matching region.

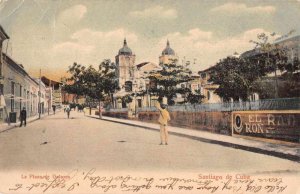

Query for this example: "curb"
[0,117,39,133]
[87,115,300,163]
[0,114,54,133]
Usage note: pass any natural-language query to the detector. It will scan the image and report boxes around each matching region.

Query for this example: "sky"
[0,0,300,80]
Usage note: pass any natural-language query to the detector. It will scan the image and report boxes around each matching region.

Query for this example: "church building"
[115,38,136,90]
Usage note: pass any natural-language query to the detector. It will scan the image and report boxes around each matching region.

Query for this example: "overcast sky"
[0,0,299,80]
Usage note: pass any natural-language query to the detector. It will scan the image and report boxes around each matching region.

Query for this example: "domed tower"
[159,40,178,66]
[115,38,136,89]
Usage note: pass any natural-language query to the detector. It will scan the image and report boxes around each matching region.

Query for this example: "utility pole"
[38,69,41,119]
[291,48,294,73]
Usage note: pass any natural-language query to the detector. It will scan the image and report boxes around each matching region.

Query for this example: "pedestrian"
[19,107,27,127]
[52,105,56,115]
[83,107,86,116]
[155,102,171,145]
[66,106,71,119]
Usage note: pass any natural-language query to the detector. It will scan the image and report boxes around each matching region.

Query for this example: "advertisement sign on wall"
[232,111,300,142]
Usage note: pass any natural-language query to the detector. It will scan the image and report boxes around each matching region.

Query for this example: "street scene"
[0,0,300,194]
[1,110,299,172]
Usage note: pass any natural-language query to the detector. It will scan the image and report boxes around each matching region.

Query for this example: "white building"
[134,62,161,108]
[1,53,39,122]
[34,78,48,115]
[115,39,136,90]
[0,25,48,124]
[0,25,9,122]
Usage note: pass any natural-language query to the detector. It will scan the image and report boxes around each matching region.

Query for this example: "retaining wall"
[103,110,232,135]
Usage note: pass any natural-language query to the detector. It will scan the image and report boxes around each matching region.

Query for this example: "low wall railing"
[106,97,300,113]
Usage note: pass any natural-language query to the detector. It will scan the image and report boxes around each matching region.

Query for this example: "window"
[0,84,3,95]
[138,99,142,108]
[207,91,211,101]
[125,81,132,92]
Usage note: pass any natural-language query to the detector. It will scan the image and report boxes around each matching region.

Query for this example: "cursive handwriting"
[8,169,290,193]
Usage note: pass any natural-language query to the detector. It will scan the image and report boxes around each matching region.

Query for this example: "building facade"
[113,39,198,110]
[0,26,10,121]
[275,35,300,65]
[1,53,40,123]
[0,26,51,124]
[134,62,161,108]
[34,78,48,115]
[41,76,62,109]
[115,39,136,90]
[241,35,300,70]
[198,68,223,104]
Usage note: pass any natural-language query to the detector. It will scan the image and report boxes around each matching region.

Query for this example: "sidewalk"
[87,114,300,162]
[0,112,55,133]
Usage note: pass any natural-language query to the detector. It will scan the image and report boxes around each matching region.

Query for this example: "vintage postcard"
[0,0,299,193]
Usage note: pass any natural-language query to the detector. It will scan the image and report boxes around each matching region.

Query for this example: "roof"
[118,39,133,55]
[241,35,300,58]
[136,62,161,72]
[0,25,9,40]
[41,76,61,88]
[191,72,200,77]
[136,62,149,69]
[162,40,175,55]
[274,34,300,44]
[240,48,262,58]
[3,53,38,85]
[198,64,218,74]
[3,53,27,76]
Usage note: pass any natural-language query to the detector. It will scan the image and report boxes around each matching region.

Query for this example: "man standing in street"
[66,106,71,119]
[20,107,27,127]
[155,102,171,145]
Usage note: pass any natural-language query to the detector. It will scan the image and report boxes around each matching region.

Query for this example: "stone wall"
[232,110,300,142]
[102,110,231,135]
[102,111,128,119]
[102,109,300,142]
[137,111,231,135]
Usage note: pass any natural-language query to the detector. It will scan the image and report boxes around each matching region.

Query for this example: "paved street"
[0,110,299,174]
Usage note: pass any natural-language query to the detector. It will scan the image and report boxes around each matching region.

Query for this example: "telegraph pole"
[38,69,41,119]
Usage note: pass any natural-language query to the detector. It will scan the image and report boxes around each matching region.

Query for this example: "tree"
[63,59,118,118]
[209,31,293,101]
[146,60,197,105]
[209,56,254,101]
[186,89,204,104]
[249,32,289,98]
[121,94,133,104]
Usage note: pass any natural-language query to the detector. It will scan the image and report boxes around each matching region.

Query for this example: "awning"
[114,90,130,98]
[3,94,30,102]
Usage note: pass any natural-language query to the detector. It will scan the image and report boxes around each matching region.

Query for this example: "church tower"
[115,39,136,90]
[159,40,178,66]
